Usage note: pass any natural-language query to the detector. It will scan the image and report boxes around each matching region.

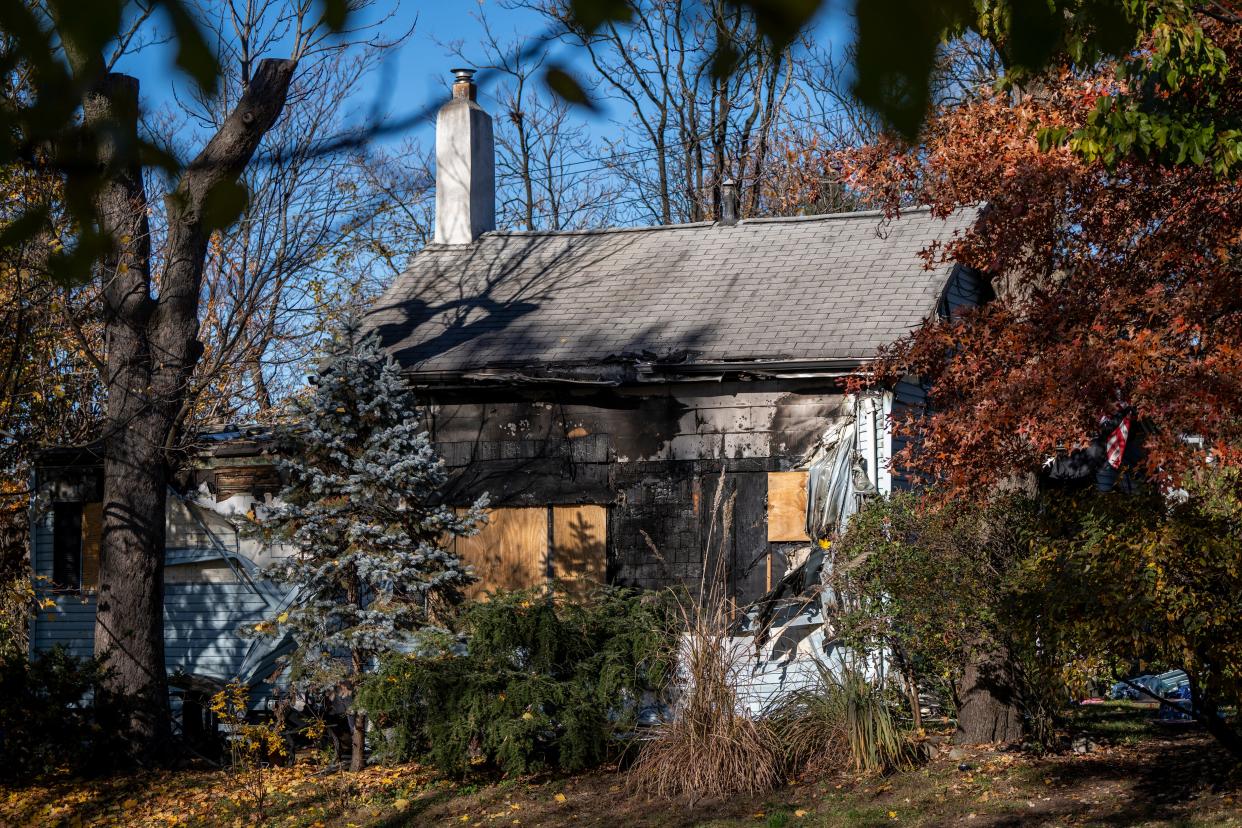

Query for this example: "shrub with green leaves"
[830,491,1069,746]
[0,646,133,778]
[358,588,677,776]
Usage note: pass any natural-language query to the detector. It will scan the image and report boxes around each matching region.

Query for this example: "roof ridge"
[461,204,946,242]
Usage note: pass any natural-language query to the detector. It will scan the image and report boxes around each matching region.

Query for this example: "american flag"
[1106,413,1132,469]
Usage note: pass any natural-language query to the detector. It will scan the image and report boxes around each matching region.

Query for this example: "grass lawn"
[3,703,1240,827]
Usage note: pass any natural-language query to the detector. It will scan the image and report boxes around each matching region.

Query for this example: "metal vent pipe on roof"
[720,178,738,226]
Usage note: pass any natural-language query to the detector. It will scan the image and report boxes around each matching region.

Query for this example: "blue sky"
[113,1,852,153]
[114,1,614,149]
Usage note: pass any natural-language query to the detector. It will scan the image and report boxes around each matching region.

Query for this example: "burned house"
[365,69,985,605]
[28,69,984,713]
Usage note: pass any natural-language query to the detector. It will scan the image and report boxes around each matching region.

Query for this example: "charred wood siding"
[425,379,846,600]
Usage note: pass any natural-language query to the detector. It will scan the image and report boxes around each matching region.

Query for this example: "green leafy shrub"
[831,491,1070,746]
[0,646,133,778]
[358,587,677,777]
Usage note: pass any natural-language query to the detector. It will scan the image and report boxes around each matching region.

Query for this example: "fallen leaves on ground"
[0,761,434,828]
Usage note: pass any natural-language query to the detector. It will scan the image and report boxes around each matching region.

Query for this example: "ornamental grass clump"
[629,473,783,800]
[627,610,783,799]
[770,660,922,776]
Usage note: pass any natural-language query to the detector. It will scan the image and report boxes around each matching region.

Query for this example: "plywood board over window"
[80,502,102,591]
[552,505,607,597]
[455,507,549,598]
[767,471,810,542]
[454,505,609,599]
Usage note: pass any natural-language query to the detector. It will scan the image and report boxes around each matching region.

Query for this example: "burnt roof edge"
[402,356,870,388]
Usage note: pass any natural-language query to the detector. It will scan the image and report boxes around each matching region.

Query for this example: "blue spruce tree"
[259,320,485,770]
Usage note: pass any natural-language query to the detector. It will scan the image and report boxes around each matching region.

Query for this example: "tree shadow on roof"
[366,234,632,370]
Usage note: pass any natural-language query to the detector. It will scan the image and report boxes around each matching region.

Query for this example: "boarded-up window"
[81,502,102,590]
[767,472,810,542]
[552,505,607,596]
[455,505,609,599]
[456,507,549,598]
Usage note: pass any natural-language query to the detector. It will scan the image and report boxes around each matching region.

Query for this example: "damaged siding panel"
[164,583,272,681]
[443,457,613,508]
[425,382,849,596]
[852,392,895,496]
[430,383,842,467]
[732,473,769,604]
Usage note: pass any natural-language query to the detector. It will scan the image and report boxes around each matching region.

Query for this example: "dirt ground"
[3,703,1240,827]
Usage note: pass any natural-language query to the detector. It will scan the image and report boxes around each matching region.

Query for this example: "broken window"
[51,502,82,591]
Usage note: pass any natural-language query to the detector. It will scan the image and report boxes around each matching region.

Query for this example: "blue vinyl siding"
[30,509,283,684]
[937,264,989,320]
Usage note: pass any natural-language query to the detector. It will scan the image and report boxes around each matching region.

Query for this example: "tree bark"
[348,576,367,771]
[83,72,172,753]
[954,637,1025,744]
[350,711,368,772]
[79,60,296,759]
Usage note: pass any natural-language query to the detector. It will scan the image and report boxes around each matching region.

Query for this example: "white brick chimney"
[434,68,495,245]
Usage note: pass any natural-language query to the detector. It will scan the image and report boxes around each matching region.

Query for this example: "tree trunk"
[83,73,173,753]
[954,638,1024,745]
[1188,676,1242,761]
[74,60,297,760]
[348,596,367,771]
[350,711,367,772]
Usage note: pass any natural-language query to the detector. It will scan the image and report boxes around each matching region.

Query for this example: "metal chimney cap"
[451,68,477,82]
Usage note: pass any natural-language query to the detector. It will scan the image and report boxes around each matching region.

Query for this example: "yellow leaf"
[394,798,410,812]
[794,810,807,818]
[554,793,567,803]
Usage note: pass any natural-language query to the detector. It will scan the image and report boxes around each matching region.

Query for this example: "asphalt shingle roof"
[366,206,978,375]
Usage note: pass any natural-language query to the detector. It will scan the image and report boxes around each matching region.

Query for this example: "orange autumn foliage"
[840,19,1242,497]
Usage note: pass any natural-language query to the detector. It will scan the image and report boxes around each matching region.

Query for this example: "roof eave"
[402,356,871,388]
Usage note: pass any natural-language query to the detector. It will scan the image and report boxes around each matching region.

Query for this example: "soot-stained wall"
[424,378,847,601]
